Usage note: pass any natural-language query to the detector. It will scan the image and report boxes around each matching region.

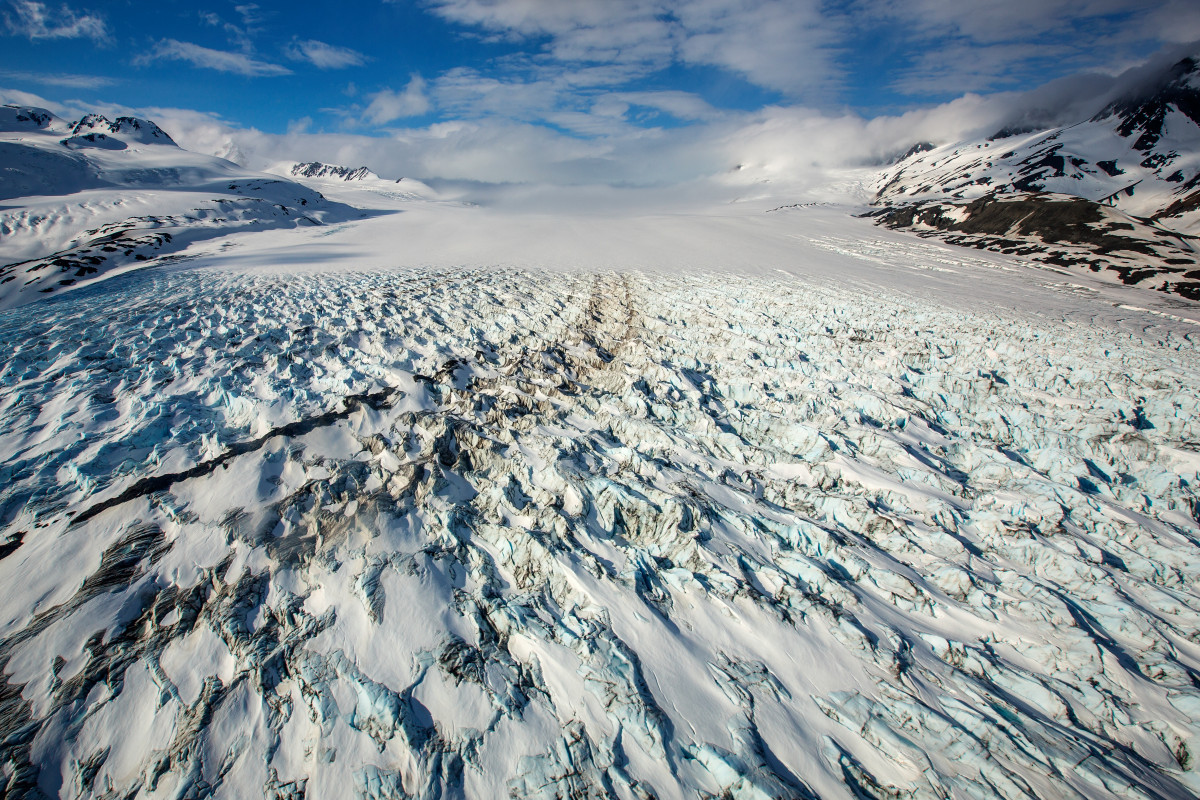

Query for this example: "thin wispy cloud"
[607,91,719,121]
[431,68,561,120]
[2,0,109,43]
[1,44,1190,197]
[286,39,368,70]
[136,40,292,77]
[0,68,114,88]
[3,0,1197,194]
[200,10,255,54]
[853,0,1189,97]
[421,0,1192,107]
[234,3,265,27]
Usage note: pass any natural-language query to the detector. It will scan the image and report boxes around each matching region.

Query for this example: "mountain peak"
[0,104,61,133]
[1093,54,1200,151]
[892,142,935,164]
[291,162,377,181]
[69,114,176,146]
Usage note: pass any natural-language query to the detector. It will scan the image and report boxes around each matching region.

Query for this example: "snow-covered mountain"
[274,161,441,206]
[64,113,177,147]
[874,55,1200,226]
[0,106,362,310]
[868,54,1200,300]
[290,161,377,181]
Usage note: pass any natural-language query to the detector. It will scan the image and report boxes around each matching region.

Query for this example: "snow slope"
[0,193,1198,798]
[0,106,365,310]
[872,55,1200,230]
[865,55,1200,303]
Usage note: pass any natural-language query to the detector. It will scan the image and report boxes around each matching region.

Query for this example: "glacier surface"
[0,250,1198,799]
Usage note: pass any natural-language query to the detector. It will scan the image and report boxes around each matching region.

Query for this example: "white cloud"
[136,40,292,77]
[853,0,1197,97]
[423,68,719,135]
[132,91,1007,191]
[199,9,254,53]
[285,39,368,69]
[234,4,264,26]
[0,69,114,88]
[673,0,840,96]
[609,90,719,121]
[1145,1,1200,44]
[865,0,1131,45]
[3,0,109,42]
[432,68,560,119]
[7,43,1195,209]
[362,76,431,124]
[0,85,67,109]
[422,0,1195,104]
[424,0,839,97]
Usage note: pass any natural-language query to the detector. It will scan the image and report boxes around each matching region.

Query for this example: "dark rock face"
[894,142,935,163]
[291,162,374,181]
[988,124,1040,141]
[869,193,1200,300]
[60,133,128,151]
[0,105,55,131]
[68,114,176,146]
[869,53,1200,300]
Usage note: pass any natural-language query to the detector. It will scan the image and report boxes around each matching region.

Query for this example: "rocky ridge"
[867,54,1200,300]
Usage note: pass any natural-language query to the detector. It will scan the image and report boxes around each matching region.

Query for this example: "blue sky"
[4,0,1197,134]
[2,1,1199,188]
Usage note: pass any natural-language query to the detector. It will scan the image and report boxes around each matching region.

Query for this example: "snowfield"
[0,106,362,310]
[1,199,1199,798]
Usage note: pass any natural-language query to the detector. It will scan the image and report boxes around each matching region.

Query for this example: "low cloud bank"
[3,41,1196,209]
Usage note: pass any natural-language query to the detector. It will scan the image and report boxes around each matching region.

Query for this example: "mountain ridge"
[0,104,363,309]
[867,53,1200,301]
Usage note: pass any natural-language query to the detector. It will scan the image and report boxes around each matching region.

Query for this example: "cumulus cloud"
[8,41,1198,209]
[432,68,560,119]
[609,91,718,121]
[128,90,1011,192]
[136,40,292,77]
[422,68,719,136]
[361,76,431,124]
[285,39,368,69]
[3,0,109,42]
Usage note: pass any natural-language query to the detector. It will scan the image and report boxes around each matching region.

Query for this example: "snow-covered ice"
[0,196,1198,798]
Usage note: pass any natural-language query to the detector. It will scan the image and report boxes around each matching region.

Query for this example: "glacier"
[1,96,1200,799]
[0,240,1197,798]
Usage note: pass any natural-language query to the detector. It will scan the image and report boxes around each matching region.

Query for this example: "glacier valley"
[1,101,1200,800]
